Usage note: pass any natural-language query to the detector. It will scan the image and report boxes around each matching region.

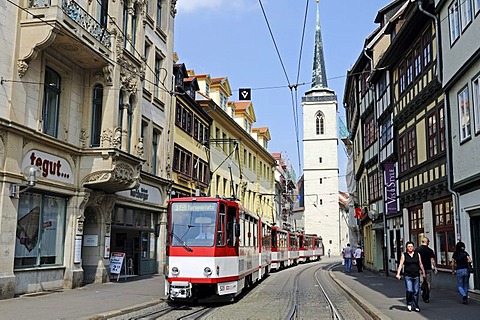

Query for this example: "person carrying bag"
[451,241,473,304]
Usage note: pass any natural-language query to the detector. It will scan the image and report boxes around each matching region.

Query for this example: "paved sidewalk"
[0,274,166,320]
[330,261,480,320]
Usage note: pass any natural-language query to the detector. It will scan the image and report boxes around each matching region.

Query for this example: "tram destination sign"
[172,203,217,212]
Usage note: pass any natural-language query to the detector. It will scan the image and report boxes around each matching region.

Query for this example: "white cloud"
[176,0,257,14]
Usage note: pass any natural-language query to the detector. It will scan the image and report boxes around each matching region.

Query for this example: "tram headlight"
[204,267,212,276]
[171,267,179,275]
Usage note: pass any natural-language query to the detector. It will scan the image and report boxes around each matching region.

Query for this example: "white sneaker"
[407,305,412,311]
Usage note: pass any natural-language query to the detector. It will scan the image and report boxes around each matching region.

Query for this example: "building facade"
[0,0,176,299]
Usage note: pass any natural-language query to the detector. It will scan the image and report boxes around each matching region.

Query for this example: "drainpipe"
[416,0,461,239]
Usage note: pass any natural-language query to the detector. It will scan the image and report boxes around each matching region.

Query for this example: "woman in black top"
[396,241,425,312]
[451,241,473,304]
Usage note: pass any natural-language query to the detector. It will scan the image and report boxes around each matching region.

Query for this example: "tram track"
[285,263,343,320]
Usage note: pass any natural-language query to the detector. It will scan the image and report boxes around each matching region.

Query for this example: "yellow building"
[190,71,276,221]
[170,63,212,197]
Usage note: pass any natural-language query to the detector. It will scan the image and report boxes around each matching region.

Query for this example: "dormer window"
[205,83,210,96]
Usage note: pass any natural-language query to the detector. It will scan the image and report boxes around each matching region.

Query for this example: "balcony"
[80,149,144,194]
[18,0,112,76]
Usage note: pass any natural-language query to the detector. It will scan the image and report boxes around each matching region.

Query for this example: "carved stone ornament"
[113,127,122,149]
[79,128,88,148]
[136,137,144,159]
[101,128,113,147]
[103,65,113,86]
[17,60,29,78]
[171,0,177,17]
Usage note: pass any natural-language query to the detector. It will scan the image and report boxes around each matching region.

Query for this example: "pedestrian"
[451,241,473,304]
[396,241,425,312]
[327,248,331,258]
[354,245,363,272]
[415,237,437,302]
[342,243,353,273]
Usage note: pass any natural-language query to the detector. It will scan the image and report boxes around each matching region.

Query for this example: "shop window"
[15,192,66,268]
[125,208,134,226]
[115,207,125,224]
[434,198,455,267]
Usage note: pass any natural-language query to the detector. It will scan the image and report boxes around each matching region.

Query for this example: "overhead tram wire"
[292,0,310,174]
[258,0,308,175]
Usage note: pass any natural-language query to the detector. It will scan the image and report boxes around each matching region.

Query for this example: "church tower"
[301,0,340,253]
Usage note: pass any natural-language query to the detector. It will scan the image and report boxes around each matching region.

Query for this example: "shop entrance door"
[470,213,480,290]
[139,231,157,275]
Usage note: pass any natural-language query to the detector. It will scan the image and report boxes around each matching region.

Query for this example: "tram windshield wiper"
[171,230,193,252]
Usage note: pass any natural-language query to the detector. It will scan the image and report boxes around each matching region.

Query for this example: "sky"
[174,0,392,191]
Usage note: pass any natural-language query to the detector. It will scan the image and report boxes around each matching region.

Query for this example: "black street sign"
[239,88,251,101]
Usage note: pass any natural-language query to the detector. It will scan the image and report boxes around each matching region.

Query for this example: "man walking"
[354,244,364,272]
[416,237,437,302]
[342,243,353,272]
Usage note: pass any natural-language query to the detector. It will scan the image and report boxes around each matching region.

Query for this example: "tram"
[164,196,323,301]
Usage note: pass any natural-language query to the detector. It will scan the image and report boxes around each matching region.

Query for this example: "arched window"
[43,67,61,137]
[91,84,103,147]
[316,112,325,135]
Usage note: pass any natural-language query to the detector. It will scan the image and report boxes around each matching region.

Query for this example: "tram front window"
[171,202,218,247]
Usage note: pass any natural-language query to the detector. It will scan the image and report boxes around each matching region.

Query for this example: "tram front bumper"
[169,281,192,299]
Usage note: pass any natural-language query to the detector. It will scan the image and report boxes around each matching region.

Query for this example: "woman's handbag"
[468,263,475,274]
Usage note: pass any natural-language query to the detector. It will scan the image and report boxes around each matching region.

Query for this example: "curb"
[84,297,167,320]
[329,270,391,320]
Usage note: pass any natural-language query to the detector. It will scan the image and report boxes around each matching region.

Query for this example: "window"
[152,129,159,174]
[398,66,406,94]
[118,93,124,142]
[127,96,134,152]
[406,55,413,86]
[173,144,192,176]
[154,54,163,99]
[439,105,446,152]
[319,178,323,184]
[380,118,392,148]
[319,157,322,163]
[91,84,103,147]
[458,86,471,141]
[205,83,210,96]
[143,42,151,89]
[368,171,381,202]
[15,192,66,268]
[42,67,61,137]
[408,129,416,168]
[449,1,460,44]
[399,134,407,173]
[427,112,437,158]
[122,0,128,47]
[409,205,424,247]
[316,112,325,135]
[422,31,432,67]
[473,75,480,134]
[433,198,455,267]
[460,0,473,31]
[364,116,376,148]
[414,45,422,77]
[475,0,480,14]
[156,0,162,29]
[97,0,108,27]
[131,5,138,54]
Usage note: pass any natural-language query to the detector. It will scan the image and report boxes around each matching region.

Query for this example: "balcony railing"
[61,0,111,48]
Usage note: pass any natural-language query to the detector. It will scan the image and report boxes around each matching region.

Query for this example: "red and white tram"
[165,197,268,301]
[165,196,324,301]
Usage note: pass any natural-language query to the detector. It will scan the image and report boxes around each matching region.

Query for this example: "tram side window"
[271,229,277,248]
[253,220,258,248]
[217,204,226,246]
[240,218,245,247]
[227,206,235,247]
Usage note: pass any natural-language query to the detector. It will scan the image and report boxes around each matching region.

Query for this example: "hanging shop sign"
[21,150,74,184]
[384,162,397,215]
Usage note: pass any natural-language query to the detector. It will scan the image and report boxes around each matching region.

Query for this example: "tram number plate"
[218,281,237,295]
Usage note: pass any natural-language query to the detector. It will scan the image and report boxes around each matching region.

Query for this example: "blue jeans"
[456,268,469,298]
[404,275,420,308]
[344,258,352,272]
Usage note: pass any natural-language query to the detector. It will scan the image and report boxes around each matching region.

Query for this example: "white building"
[301,2,340,253]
